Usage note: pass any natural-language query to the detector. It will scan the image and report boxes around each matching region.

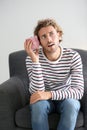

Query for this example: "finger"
[35,49,39,55]
[24,39,29,51]
[30,95,40,104]
[24,40,27,50]
[28,41,33,51]
[30,91,46,104]
[30,91,43,102]
[24,40,33,54]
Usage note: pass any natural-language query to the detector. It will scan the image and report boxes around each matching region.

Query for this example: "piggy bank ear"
[34,35,41,45]
[31,36,40,50]
[35,35,39,41]
[35,35,41,45]
[59,36,62,40]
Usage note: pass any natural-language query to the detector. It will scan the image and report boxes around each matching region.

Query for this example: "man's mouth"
[48,43,55,47]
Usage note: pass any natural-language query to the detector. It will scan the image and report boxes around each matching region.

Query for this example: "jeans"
[30,99,80,130]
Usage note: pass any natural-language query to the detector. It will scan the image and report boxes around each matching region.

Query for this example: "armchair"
[0,48,87,130]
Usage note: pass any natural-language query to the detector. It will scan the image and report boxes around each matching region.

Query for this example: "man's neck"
[43,47,61,61]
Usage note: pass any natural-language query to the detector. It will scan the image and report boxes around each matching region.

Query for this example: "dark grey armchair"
[0,48,87,130]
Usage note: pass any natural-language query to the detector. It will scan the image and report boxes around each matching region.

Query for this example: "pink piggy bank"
[29,36,40,50]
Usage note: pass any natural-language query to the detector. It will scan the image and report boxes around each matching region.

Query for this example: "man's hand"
[30,91,52,104]
[24,39,39,62]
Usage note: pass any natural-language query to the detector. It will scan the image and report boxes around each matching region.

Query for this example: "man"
[24,18,84,130]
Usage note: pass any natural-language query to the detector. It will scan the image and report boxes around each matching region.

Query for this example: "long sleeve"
[25,57,45,94]
[51,51,84,100]
[25,48,84,100]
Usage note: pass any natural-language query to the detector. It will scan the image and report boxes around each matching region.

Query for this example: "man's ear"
[59,36,62,41]
[58,32,62,42]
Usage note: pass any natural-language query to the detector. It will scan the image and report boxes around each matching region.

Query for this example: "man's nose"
[47,36,52,42]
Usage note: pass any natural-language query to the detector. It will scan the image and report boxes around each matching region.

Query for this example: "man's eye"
[41,35,46,39]
[50,32,54,36]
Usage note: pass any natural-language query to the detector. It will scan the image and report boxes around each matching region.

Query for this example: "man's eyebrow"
[41,31,53,36]
[40,31,54,38]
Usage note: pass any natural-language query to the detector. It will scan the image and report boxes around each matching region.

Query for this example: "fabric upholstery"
[15,105,84,129]
[0,48,87,130]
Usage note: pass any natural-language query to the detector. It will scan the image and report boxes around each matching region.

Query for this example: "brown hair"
[34,18,63,42]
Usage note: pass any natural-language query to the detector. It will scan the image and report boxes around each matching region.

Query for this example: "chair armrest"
[81,83,87,128]
[84,86,87,128]
[0,76,29,129]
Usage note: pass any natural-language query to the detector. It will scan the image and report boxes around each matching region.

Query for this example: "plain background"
[0,0,87,84]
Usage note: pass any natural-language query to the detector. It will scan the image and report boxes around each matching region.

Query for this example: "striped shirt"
[25,46,84,100]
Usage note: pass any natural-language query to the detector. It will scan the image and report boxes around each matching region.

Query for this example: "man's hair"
[34,18,63,42]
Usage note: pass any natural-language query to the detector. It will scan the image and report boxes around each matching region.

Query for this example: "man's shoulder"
[62,47,81,61]
[63,47,79,55]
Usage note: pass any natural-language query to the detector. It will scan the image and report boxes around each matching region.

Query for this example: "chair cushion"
[15,105,84,129]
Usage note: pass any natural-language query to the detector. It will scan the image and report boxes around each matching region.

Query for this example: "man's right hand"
[24,39,39,62]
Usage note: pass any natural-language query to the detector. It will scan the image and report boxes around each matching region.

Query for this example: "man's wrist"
[46,91,52,99]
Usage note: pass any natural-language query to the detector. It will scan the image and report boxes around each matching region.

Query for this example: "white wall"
[0,0,87,84]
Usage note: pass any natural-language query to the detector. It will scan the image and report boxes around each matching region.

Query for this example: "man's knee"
[30,100,50,114]
[65,99,80,110]
[30,100,50,123]
[62,99,80,115]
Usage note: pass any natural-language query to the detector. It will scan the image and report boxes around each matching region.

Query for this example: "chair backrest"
[9,50,27,78]
[74,49,87,83]
[74,48,87,111]
[9,48,87,91]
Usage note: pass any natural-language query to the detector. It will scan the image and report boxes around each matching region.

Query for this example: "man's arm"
[26,58,45,94]
[30,91,52,104]
[24,39,45,94]
[50,51,84,100]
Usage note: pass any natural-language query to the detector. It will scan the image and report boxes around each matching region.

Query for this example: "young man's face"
[38,25,61,53]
